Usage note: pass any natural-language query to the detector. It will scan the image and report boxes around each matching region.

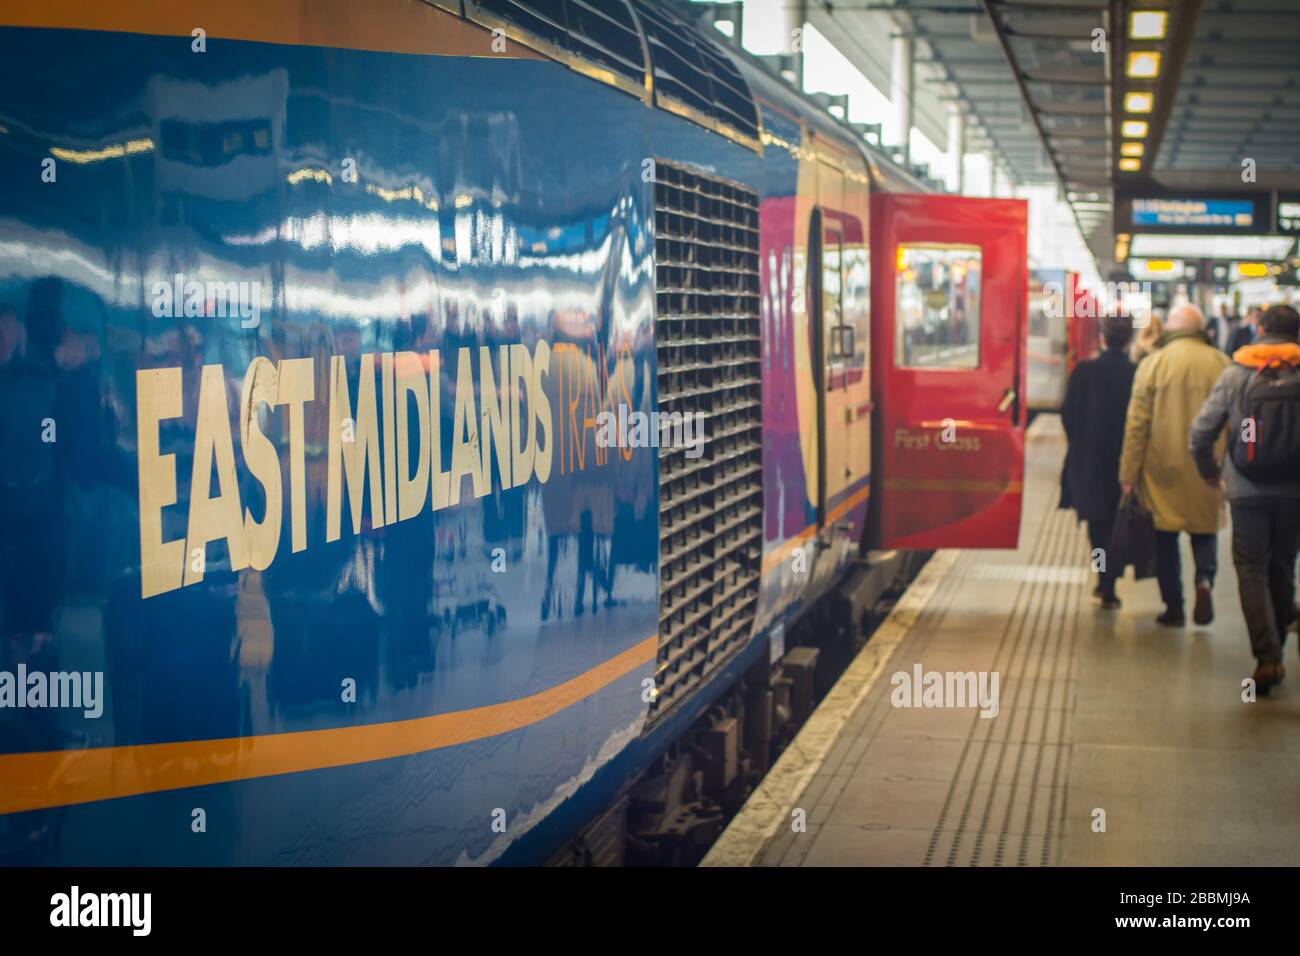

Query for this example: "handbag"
[1058,446,1074,510]
[1109,489,1157,581]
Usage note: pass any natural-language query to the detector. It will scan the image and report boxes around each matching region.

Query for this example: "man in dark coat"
[1226,306,1260,354]
[1061,315,1137,608]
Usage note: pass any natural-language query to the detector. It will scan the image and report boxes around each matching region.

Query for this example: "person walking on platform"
[1061,316,1136,609]
[1119,303,1230,627]
[1227,306,1260,354]
[1131,310,1164,364]
[1209,303,1232,352]
[1190,305,1300,694]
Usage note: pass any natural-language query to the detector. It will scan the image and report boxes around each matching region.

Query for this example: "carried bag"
[1058,446,1074,510]
[1230,361,1300,483]
[1109,490,1157,581]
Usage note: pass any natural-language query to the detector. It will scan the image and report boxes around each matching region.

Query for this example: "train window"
[633,0,713,116]
[692,41,760,141]
[894,243,981,370]
[823,228,842,325]
[822,226,853,361]
[632,0,761,145]
[564,0,646,83]
[474,0,569,46]
[467,0,648,92]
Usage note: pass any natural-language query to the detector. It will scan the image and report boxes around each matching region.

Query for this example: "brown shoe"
[1193,582,1214,626]
[1253,661,1286,696]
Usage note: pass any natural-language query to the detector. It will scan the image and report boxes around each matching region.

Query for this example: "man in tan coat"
[1119,303,1230,627]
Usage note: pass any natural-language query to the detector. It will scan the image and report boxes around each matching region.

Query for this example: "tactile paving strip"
[917,443,1084,866]
[746,420,1087,867]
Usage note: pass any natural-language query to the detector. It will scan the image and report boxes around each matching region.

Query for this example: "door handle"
[997,387,1016,414]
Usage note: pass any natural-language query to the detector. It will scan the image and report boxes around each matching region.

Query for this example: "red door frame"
[868,193,1028,550]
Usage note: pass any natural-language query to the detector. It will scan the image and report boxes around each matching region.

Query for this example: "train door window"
[822,225,841,326]
[841,222,869,362]
[823,223,857,389]
[823,224,845,361]
[894,243,982,370]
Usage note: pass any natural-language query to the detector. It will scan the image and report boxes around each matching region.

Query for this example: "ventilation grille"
[631,0,761,145]
[564,0,647,84]
[650,160,763,722]
[469,0,647,87]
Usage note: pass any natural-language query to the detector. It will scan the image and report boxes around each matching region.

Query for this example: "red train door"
[869,194,1027,550]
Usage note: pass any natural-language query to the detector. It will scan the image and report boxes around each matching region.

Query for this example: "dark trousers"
[1155,530,1217,613]
[1229,498,1300,664]
[1087,518,1118,598]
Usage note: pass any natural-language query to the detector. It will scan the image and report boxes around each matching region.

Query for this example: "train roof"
[728,44,935,195]
[443,0,936,194]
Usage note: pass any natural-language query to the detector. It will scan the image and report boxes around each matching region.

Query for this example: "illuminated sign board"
[1131,198,1255,229]
[1129,233,1295,261]
[1116,192,1270,236]
[1128,258,1185,281]
[1234,262,1270,279]
[1277,195,1300,235]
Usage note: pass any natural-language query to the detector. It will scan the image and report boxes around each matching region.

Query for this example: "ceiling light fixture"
[1124,91,1154,113]
[1126,51,1162,79]
[1129,11,1169,40]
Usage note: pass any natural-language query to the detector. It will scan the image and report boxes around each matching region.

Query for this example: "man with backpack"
[1190,304,1300,694]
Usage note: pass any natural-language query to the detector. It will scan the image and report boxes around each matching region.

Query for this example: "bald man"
[1119,304,1231,627]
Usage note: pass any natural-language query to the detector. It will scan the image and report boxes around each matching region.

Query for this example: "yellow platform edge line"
[699,548,961,867]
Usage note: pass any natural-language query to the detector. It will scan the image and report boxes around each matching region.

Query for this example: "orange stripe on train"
[0,0,542,60]
[0,635,656,816]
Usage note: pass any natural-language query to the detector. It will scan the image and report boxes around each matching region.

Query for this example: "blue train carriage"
[0,0,1025,866]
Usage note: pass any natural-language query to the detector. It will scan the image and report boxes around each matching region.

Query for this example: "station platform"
[704,414,1300,867]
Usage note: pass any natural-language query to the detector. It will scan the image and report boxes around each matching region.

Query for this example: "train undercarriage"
[551,549,929,867]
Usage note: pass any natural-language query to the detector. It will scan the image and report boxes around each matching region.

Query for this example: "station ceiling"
[1156,0,1300,191]
[806,0,1300,277]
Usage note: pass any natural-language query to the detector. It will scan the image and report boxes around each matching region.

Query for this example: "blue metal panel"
[0,11,876,865]
[0,26,659,865]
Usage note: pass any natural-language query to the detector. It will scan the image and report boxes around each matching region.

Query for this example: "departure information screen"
[1277,197,1300,234]
[1131,198,1255,229]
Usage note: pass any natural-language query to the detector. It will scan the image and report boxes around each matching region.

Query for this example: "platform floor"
[704,414,1300,867]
